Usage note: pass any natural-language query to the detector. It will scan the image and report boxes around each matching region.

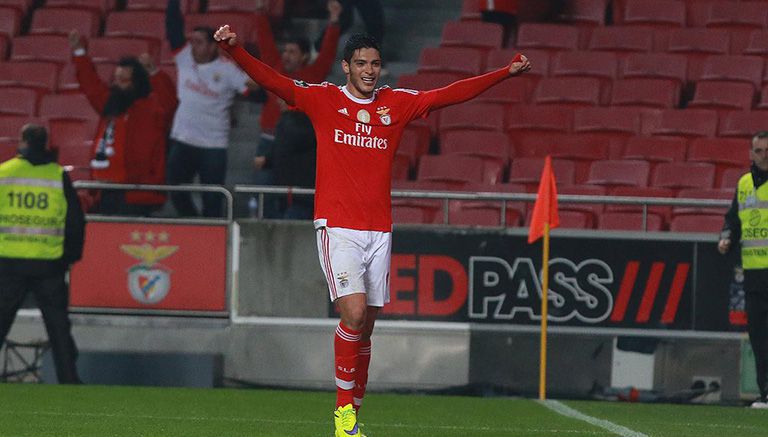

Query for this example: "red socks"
[334,323,361,408]
[353,339,371,412]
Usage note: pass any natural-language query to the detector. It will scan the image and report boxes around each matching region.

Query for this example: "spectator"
[68,30,177,216]
[165,0,258,218]
[315,0,383,51]
[0,124,85,384]
[718,131,768,409]
[252,0,341,198]
[270,110,317,219]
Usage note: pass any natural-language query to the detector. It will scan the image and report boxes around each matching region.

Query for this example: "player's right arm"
[215,25,297,106]
[166,0,186,51]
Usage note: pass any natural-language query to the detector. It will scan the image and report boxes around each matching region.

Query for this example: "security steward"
[719,131,768,408]
[0,124,85,383]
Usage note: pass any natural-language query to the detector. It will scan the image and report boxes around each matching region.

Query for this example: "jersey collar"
[341,84,377,104]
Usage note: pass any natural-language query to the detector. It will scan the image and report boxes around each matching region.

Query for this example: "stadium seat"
[9,35,70,64]
[598,211,664,231]
[44,0,112,12]
[687,82,755,112]
[686,0,713,28]
[651,162,716,190]
[48,118,95,150]
[438,102,505,133]
[392,205,439,225]
[507,105,574,144]
[417,155,486,187]
[585,159,650,188]
[206,0,262,12]
[525,208,595,229]
[105,11,167,43]
[439,130,511,167]
[38,93,99,122]
[508,157,577,191]
[588,26,654,55]
[687,137,749,186]
[0,114,43,143]
[647,109,718,139]
[126,0,192,11]
[515,23,580,54]
[665,29,731,81]
[573,107,643,157]
[718,111,768,138]
[0,87,38,116]
[0,61,58,93]
[556,0,608,26]
[621,136,687,164]
[397,124,431,166]
[0,0,32,15]
[705,1,768,31]
[475,80,528,105]
[392,153,410,181]
[720,167,744,189]
[606,186,676,224]
[558,184,608,219]
[88,37,160,64]
[674,187,732,217]
[669,214,723,233]
[620,53,687,89]
[0,142,15,162]
[29,7,100,37]
[742,30,768,56]
[755,84,768,109]
[418,46,484,77]
[391,180,460,223]
[460,0,482,21]
[396,72,465,91]
[0,35,7,61]
[698,55,763,91]
[610,79,680,108]
[0,6,20,38]
[533,77,601,107]
[517,133,609,183]
[550,51,618,102]
[441,20,503,49]
[448,182,528,227]
[618,0,685,28]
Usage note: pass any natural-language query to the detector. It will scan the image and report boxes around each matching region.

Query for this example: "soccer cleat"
[334,404,361,437]
[750,398,768,409]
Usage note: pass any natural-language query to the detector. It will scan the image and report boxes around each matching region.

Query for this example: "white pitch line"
[538,400,648,437]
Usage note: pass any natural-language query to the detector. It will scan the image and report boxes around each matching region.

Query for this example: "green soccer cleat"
[334,404,361,437]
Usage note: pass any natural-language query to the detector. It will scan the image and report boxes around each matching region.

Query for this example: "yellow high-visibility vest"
[0,157,66,260]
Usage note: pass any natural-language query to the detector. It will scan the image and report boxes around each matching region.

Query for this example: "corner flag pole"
[539,222,550,401]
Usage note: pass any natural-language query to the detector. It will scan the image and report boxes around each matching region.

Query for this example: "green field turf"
[0,384,765,436]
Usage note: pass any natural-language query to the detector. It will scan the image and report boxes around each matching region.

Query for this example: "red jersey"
[222,43,514,231]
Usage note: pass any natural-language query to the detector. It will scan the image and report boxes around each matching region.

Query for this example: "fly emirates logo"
[334,123,388,150]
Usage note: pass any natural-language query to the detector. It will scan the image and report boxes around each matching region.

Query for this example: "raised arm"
[252,11,281,67]
[68,29,109,113]
[215,25,297,105]
[425,54,531,110]
[304,0,342,80]
[166,0,186,51]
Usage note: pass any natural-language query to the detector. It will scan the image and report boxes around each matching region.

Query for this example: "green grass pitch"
[0,384,765,436]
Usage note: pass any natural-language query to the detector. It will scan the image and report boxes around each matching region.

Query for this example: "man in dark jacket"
[0,124,86,384]
[719,131,768,408]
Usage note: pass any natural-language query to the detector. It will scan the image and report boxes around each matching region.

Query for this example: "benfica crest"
[120,231,178,305]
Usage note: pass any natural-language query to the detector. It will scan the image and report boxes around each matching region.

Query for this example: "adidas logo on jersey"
[338,108,349,116]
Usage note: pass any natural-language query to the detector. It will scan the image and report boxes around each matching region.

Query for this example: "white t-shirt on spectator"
[171,44,249,149]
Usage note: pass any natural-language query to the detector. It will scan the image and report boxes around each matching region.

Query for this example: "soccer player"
[214,25,530,437]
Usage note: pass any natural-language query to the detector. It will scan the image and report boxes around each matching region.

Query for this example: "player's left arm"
[425,54,531,110]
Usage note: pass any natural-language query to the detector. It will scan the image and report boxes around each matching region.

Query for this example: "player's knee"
[343,308,366,331]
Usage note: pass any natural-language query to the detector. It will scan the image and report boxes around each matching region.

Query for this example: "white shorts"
[315,226,391,307]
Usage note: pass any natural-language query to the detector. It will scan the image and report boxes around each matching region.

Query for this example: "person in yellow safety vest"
[719,131,768,409]
[0,124,85,384]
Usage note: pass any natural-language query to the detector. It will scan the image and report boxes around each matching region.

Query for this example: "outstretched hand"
[214,25,238,46]
[509,53,532,76]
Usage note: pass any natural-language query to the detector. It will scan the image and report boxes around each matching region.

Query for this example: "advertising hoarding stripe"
[661,263,690,324]
[636,262,665,323]
[610,261,640,322]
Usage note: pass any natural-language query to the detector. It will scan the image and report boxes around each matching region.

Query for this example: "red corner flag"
[528,156,559,244]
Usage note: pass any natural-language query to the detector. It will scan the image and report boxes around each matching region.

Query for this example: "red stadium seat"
[439,102,505,133]
[611,79,680,108]
[88,37,160,64]
[517,133,609,183]
[742,30,768,56]
[0,0,32,15]
[558,184,607,220]
[475,80,528,105]
[620,53,687,89]
[557,0,608,26]
[705,1,768,31]
[686,1,713,28]
[391,153,410,181]
[417,155,486,186]
[507,105,574,145]
[669,214,723,233]
[551,51,617,103]
[606,186,676,224]
[755,84,768,109]
[687,82,755,112]
[45,0,112,12]
[9,35,70,64]
[0,87,38,116]
[0,6,20,38]
[588,26,654,55]
[0,61,58,93]
[698,55,763,91]
[515,23,580,54]
[687,137,749,186]
[533,77,601,107]
[647,109,718,138]
[720,167,745,189]
[573,107,642,136]
[674,188,732,217]
[418,46,484,77]
[460,0,482,21]
[651,162,716,190]
[508,157,577,191]
[718,111,768,138]
[392,205,440,225]
[207,0,261,12]
[441,20,503,50]
[665,29,731,81]
[126,0,194,12]
[391,180,457,221]
[439,130,511,167]
[397,124,431,166]
[29,7,99,37]
[38,93,99,121]
[396,72,464,91]
[448,182,528,227]
[598,211,664,231]
[585,159,650,188]
[525,208,595,229]
[0,35,8,61]
[0,114,43,143]
[48,119,95,150]
[621,136,687,164]
[617,0,685,28]
[105,11,166,43]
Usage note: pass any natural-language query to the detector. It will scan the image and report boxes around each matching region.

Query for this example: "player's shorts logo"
[357,109,370,123]
[336,272,350,288]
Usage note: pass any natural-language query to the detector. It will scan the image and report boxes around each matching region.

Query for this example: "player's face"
[190,30,218,64]
[752,138,768,171]
[342,48,381,99]
[281,43,309,73]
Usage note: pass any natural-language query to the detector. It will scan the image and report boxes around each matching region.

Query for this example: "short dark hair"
[343,33,381,63]
[20,124,47,152]
[193,26,216,43]
[752,131,768,148]
[284,36,311,55]
[118,56,151,99]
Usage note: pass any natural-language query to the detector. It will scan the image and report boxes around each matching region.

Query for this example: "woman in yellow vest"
[719,131,768,408]
[0,124,85,383]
